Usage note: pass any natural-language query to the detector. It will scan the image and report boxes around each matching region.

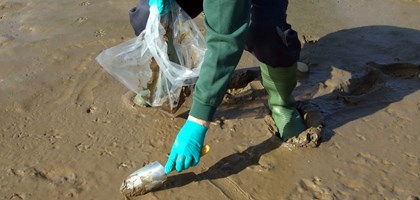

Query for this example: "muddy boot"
[260,63,306,140]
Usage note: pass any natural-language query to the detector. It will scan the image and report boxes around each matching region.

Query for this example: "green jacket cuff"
[189,99,217,121]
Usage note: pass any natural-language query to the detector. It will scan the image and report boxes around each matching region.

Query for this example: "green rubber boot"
[260,63,306,140]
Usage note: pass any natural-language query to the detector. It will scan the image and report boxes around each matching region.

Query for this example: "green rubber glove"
[149,0,172,15]
[165,120,208,174]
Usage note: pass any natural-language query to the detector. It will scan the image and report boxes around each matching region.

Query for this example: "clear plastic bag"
[96,2,206,113]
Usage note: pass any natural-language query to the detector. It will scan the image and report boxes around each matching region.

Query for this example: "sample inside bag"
[96,2,206,114]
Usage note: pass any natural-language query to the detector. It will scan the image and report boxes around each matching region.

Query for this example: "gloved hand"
[165,120,208,174]
[149,0,172,15]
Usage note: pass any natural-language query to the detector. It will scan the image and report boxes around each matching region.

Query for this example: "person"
[129,0,306,174]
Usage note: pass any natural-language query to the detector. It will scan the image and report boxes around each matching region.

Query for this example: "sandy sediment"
[1,0,420,199]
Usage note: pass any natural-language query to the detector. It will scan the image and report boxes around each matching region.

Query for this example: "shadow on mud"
[297,25,420,141]
[209,25,420,142]
[154,25,420,194]
[158,135,282,191]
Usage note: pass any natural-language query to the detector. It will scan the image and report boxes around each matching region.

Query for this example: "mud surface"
[1,0,420,199]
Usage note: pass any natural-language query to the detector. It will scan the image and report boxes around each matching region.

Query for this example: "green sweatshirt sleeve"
[189,0,251,121]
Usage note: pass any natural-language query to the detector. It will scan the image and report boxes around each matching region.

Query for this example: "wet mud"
[1,0,420,199]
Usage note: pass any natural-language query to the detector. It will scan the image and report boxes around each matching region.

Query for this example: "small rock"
[86,106,96,114]
[297,62,309,73]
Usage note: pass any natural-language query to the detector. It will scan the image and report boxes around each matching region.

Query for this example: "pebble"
[297,62,309,73]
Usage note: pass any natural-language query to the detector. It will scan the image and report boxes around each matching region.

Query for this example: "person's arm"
[189,0,251,121]
[165,0,251,173]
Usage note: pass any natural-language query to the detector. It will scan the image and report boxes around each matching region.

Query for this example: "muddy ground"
[1,0,420,199]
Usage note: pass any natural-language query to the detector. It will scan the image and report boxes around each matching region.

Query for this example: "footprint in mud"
[367,62,420,79]
[338,62,420,105]
[73,17,88,25]
[289,176,335,200]
[264,101,324,148]
[75,68,105,107]
[94,29,106,37]
[223,81,265,105]
[45,168,87,198]
[79,1,91,6]
[337,66,386,105]
[226,67,261,90]
[352,152,381,166]
[251,156,276,172]
[9,165,86,196]
[223,68,264,105]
